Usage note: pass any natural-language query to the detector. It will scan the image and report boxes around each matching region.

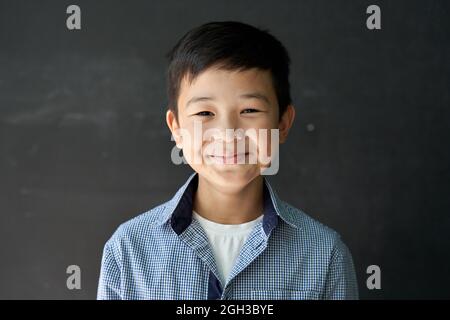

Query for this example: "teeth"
[212,153,247,158]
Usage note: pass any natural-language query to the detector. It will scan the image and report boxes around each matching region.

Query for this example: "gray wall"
[0,0,449,299]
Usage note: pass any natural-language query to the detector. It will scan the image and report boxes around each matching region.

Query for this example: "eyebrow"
[186,92,270,108]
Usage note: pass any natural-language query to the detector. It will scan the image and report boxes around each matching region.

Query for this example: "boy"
[97,21,358,300]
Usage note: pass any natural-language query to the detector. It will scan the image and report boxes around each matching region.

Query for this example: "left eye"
[195,111,214,116]
[241,108,259,114]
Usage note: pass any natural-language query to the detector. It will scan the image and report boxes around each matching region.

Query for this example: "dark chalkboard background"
[0,0,449,299]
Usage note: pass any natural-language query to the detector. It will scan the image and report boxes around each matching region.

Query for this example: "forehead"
[177,67,277,107]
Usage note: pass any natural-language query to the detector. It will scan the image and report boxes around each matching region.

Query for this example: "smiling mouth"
[207,152,250,164]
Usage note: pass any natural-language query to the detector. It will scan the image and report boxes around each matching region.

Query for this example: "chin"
[200,165,261,191]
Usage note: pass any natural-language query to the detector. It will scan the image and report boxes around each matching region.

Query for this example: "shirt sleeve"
[323,235,359,300]
[97,241,122,300]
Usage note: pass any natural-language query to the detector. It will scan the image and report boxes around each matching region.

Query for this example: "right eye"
[195,111,214,117]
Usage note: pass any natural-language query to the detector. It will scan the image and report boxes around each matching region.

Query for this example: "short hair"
[165,21,292,121]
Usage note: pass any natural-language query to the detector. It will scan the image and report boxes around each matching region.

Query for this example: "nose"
[205,115,247,156]
[211,114,242,142]
[210,128,245,143]
[219,129,238,143]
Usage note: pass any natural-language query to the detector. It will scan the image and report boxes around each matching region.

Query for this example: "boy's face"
[166,66,294,191]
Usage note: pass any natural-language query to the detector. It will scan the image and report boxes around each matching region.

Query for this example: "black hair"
[165,21,292,121]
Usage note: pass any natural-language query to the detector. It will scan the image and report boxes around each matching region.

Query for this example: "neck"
[193,175,264,224]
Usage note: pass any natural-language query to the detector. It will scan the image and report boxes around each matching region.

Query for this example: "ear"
[166,109,183,148]
[278,104,295,144]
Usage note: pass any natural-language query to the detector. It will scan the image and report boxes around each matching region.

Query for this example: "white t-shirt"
[192,210,264,285]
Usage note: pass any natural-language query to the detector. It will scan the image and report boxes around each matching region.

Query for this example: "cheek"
[182,130,202,162]
[179,125,205,164]
[244,118,278,154]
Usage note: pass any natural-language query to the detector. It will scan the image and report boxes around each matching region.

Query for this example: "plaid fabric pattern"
[97,172,359,300]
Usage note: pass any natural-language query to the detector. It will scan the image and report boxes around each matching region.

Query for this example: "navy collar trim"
[157,172,299,234]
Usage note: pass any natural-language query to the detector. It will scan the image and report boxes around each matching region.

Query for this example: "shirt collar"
[156,172,299,235]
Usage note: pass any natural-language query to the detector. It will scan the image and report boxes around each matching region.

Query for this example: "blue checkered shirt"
[97,172,359,300]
